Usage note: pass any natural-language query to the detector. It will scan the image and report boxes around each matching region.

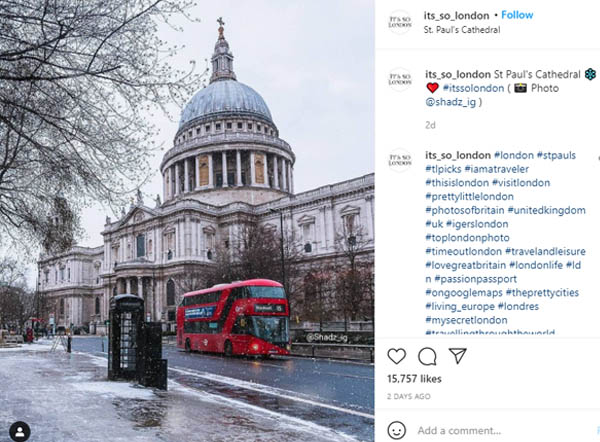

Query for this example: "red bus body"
[176,279,290,356]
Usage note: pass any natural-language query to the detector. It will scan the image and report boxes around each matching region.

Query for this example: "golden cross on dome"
[217,17,225,38]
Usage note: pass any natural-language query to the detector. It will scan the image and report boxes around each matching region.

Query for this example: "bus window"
[248,316,288,343]
[247,286,286,299]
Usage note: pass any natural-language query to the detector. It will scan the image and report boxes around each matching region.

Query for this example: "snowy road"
[72,336,374,441]
[0,342,368,441]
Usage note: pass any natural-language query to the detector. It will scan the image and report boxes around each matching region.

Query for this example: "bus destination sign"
[185,306,216,319]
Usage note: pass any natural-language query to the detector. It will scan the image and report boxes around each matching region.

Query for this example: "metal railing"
[291,342,374,363]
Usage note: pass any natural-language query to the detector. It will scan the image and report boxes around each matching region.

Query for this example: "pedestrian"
[26,327,33,343]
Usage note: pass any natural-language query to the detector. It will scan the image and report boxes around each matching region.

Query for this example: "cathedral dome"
[178,79,273,129]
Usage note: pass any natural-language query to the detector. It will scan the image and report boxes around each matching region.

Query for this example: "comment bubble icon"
[418,347,437,366]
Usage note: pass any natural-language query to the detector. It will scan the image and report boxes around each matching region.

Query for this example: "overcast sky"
[26,0,374,284]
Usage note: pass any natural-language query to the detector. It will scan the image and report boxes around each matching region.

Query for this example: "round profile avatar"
[9,421,31,441]
[387,421,406,440]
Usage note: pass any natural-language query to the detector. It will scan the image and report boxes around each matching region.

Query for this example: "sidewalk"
[0,340,357,442]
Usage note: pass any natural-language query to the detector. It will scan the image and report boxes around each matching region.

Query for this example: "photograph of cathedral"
[37,22,374,335]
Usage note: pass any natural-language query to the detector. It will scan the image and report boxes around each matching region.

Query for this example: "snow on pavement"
[0,343,360,441]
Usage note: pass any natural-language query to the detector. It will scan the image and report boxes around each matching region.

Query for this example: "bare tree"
[300,266,336,331]
[209,223,302,294]
[0,257,32,330]
[0,0,205,252]
[0,256,25,287]
[173,265,211,305]
[211,223,283,283]
[333,224,374,331]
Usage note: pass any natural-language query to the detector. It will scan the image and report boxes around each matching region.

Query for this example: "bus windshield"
[249,316,289,343]
[246,286,286,299]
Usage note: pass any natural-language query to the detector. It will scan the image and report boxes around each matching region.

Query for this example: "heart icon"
[387,348,407,365]
[426,82,439,93]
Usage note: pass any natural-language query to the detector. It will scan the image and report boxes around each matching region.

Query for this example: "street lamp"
[270,208,286,291]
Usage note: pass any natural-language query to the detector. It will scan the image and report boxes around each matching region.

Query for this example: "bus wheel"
[224,340,233,357]
[185,339,191,353]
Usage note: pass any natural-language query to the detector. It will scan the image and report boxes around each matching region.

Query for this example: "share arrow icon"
[449,348,467,364]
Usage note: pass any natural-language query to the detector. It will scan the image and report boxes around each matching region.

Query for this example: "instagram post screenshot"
[1,1,598,441]
[0,1,374,442]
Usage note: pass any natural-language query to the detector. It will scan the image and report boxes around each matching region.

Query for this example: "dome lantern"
[210,17,236,83]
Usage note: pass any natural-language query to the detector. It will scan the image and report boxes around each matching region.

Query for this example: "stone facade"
[37,246,104,333]
[37,25,374,334]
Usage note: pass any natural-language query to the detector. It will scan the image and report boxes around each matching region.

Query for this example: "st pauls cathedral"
[37,23,374,334]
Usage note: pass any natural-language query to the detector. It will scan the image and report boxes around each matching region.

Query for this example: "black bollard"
[67,336,72,353]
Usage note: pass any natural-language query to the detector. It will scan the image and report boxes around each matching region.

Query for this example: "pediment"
[297,214,316,226]
[339,205,360,216]
[119,206,157,227]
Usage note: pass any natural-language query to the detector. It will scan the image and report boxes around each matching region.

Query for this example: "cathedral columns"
[281,158,287,191]
[174,164,180,196]
[365,195,374,236]
[222,151,228,186]
[163,173,167,200]
[208,153,214,187]
[250,152,256,185]
[263,154,269,188]
[166,168,171,199]
[236,150,242,186]
[184,159,190,192]
[273,154,279,189]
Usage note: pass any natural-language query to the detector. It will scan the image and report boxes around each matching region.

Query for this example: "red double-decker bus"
[176,279,290,356]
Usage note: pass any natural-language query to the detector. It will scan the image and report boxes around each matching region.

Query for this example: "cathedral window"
[302,223,315,253]
[216,123,221,131]
[164,231,175,259]
[247,123,253,130]
[298,216,316,254]
[205,124,210,133]
[226,122,232,129]
[112,245,119,264]
[341,209,361,246]
[136,234,146,257]
[343,213,359,233]
[167,279,176,306]
[204,228,215,260]
[95,297,100,315]
[237,122,243,129]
